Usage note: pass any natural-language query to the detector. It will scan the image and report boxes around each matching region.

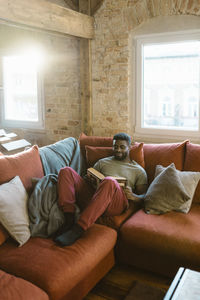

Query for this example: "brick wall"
[0,23,81,146]
[2,1,200,146]
[91,0,200,137]
[43,33,81,144]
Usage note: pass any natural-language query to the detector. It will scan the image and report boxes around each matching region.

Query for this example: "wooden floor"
[84,263,171,300]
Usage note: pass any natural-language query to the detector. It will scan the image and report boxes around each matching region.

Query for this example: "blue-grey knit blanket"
[28,137,85,238]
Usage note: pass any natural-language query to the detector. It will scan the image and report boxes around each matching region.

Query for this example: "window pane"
[142,41,200,131]
[3,56,39,122]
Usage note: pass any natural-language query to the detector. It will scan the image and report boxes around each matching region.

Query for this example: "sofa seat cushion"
[0,224,117,300]
[0,269,49,300]
[96,201,142,230]
[116,205,200,277]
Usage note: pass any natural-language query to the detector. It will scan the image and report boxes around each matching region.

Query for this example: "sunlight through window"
[1,48,44,128]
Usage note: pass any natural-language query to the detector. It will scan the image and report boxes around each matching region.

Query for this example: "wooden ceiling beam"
[63,0,78,11]
[0,0,94,39]
[91,0,104,15]
[66,0,104,16]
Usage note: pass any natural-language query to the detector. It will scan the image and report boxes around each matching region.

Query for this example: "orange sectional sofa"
[79,133,200,278]
[0,133,200,299]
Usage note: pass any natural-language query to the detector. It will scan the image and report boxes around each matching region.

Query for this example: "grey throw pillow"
[144,163,190,214]
[155,164,200,213]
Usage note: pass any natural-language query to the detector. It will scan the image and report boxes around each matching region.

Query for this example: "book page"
[87,168,127,188]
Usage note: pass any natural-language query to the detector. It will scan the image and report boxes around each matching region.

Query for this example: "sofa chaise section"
[0,142,117,300]
[0,224,117,300]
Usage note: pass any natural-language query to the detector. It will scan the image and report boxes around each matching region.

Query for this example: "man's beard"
[114,152,128,161]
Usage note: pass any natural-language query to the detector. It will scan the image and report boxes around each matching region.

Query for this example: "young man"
[54,133,147,246]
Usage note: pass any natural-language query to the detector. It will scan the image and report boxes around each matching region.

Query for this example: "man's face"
[113,140,130,161]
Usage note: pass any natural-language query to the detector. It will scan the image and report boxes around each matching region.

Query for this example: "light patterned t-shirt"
[93,156,147,191]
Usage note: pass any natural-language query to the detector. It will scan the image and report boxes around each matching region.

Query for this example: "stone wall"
[91,0,200,138]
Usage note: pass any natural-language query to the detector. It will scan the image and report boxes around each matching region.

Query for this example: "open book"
[87,167,127,189]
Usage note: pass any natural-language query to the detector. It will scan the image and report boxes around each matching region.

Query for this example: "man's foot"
[64,212,75,226]
[54,223,84,246]
[52,212,75,238]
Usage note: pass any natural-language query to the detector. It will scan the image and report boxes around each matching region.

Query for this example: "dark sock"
[64,212,75,227]
[54,223,84,247]
[53,212,75,238]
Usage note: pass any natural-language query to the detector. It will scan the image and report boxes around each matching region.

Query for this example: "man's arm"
[135,184,148,195]
[123,184,148,204]
[124,167,148,203]
[84,160,102,188]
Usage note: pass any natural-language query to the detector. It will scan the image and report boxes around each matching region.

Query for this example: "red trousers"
[57,167,128,230]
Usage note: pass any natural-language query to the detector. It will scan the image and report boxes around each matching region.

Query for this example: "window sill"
[133,131,200,144]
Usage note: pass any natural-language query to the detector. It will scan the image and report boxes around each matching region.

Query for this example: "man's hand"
[86,174,98,189]
[123,186,145,203]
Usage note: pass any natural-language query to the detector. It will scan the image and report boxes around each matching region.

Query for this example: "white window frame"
[132,16,200,142]
[0,55,45,130]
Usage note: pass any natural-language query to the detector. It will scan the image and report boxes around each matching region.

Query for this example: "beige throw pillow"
[144,163,190,214]
[155,164,200,213]
[0,176,30,246]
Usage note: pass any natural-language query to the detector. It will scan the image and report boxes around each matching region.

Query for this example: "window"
[0,51,44,129]
[133,17,200,140]
[142,40,200,130]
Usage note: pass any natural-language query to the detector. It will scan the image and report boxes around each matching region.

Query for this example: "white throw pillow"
[0,176,30,246]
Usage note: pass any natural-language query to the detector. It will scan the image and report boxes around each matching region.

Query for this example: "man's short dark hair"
[113,133,131,145]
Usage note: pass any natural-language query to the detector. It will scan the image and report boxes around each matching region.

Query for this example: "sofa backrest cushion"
[85,142,145,168]
[0,146,44,246]
[0,145,44,193]
[79,132,113,157]
[86,146,113,167]
[184,142,200,204]
[143,141,188,184]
